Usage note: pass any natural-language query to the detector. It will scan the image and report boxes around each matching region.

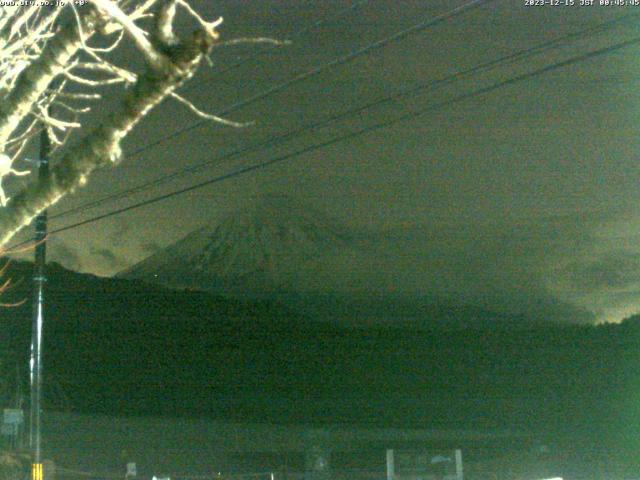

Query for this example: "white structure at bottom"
[386,448,463,480]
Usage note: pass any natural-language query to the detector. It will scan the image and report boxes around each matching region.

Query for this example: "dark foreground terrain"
[0,260,638,472]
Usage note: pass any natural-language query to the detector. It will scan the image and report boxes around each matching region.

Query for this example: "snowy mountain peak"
[120,195,350,295]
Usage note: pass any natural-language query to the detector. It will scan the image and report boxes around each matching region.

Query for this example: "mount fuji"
[119,195,551,328]
[119,194,353,297]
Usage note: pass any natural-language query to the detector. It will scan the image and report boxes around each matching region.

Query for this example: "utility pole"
[30,125,50,478]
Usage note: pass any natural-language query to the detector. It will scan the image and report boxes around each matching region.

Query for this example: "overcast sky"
[8,0,640,324]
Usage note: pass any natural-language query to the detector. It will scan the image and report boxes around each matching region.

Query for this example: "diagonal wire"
[124,0,491,158]
[34,34,640,242]
[179,0,372,93]
[50,10,640,220]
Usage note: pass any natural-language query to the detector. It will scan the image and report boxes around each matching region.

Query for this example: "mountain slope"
[119,194,578,329]
[0,259,636,440]
[120,194,350,295]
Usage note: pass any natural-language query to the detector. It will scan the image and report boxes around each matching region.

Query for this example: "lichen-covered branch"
[0,16,219,248]
[89,0,165,69]
[0,11,99,148]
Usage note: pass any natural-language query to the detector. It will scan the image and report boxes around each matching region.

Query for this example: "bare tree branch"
[89,0,165,69]
[0,7,221,247]
[170,92,249,128]
[0,10,101,148]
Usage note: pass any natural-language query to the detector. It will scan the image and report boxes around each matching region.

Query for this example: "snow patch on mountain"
[119,194,352,295]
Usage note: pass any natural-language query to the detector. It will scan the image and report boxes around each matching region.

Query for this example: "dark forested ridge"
[0,260,638,453]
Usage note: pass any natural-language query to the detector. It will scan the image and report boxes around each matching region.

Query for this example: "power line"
[179,0,372,94]
[34,34,640,242]
[2,0,493,252]
[123,0,490,159]
[51,10,640,220]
